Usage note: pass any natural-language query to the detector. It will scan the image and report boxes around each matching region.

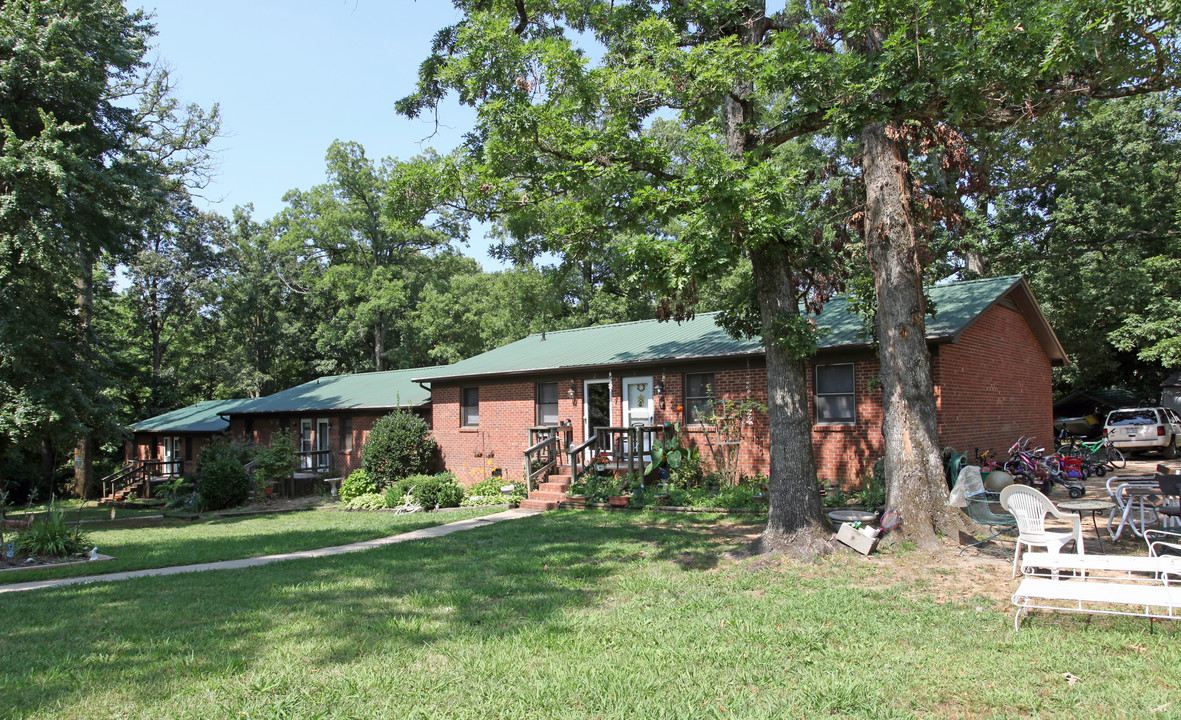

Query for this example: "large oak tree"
[401,0,1179,551]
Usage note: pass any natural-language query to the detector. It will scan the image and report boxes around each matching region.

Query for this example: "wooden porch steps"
[522,466,575,511]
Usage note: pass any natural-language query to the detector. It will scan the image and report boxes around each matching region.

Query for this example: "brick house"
[414,276,1066,494]
[222,367,439,485]
[128,399,253,478]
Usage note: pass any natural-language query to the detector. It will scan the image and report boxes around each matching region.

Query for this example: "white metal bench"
[1011,552,1181,631]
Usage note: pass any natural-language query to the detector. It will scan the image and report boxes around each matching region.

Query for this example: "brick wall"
[225,410,428,480]
[934,302,1055,461]
[431,363,887,486]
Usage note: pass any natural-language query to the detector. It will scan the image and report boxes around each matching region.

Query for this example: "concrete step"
[519,499,559,511]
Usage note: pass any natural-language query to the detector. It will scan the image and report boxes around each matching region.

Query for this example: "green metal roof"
[131,399,254,433]
[227,366,442,415]
[416,276,1054,382]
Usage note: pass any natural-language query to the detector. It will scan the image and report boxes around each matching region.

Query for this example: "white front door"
[316,418,330,470]
[622,377,654,458]
[300,419,314,470]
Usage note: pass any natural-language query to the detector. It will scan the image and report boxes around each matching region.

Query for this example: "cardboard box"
[836,523,879,555]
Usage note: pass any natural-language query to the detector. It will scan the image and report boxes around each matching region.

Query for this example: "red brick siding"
[429,305,1054,487]
[225,410,429,480]
[934,302,1054,460]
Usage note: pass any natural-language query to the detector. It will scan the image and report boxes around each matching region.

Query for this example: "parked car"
[1103,407,1181,458]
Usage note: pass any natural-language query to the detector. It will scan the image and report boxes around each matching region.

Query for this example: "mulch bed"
[0,551,113,573]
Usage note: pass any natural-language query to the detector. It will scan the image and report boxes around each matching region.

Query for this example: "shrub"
[16,504,89,557]
[413,473,464,509]
[340,493,386,510]
[361,410,437,486]
[252,432,297,485]
[339,468,379,502]
[462,478,526,506]
[383,480,416,508]
[195,440,251,511]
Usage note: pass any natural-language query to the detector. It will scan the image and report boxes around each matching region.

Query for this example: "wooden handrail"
[523,434,562,492]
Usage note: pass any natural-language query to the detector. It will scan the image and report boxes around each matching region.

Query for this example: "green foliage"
[669,451,706,489]
[252,432,297,483]
[462,479,526,506]
[15,504,90,557]
[340,493,386,511]
[853,459,888,508]
[195,441,250,511]
[645,423,693,477]
[632,480,768,511]
[569,474,623,502]
[361,411,437,486]
[965,95,1181,397]
[339,468,379,503]
[405,473,464,510]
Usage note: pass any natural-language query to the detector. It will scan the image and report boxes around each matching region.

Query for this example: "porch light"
[569,380,577,399]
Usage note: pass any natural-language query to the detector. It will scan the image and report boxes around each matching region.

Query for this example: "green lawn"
[1,510,1178,719]
[0,507,501,584]
[6,499,165,523]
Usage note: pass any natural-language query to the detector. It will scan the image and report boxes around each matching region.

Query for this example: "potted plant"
[608,476,631,507]
[592,451,611,473]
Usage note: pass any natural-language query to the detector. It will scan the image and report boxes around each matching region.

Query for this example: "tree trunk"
[719,0,830,557]
[374,319,386,372]
[750,249,830,556]
[861,122,970,548]
[72,250,97,499]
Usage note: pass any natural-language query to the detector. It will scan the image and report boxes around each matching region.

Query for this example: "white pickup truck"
[1104,406,1181,458]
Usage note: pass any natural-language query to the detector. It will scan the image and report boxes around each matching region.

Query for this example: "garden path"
[0,508,540,595]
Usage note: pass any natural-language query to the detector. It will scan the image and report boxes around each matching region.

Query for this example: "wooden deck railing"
[100,459,182,500]
[569,424,665,481]
[296,450,332,473]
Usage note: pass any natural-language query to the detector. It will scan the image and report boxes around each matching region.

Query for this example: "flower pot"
[608,495,630,507]
[264,487,274,496]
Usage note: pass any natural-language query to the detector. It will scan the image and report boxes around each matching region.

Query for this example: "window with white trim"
[815,364,855,423]
[536,382,559,426]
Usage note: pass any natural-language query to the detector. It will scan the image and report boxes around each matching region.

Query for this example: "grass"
[4,499,165,523]
[0,506,501,584]
[0,509,1178,719]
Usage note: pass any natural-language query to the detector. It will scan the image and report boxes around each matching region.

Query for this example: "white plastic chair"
[1000,484,1084,577]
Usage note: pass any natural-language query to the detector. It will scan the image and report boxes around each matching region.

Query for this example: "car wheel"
[1164,437,1178,460]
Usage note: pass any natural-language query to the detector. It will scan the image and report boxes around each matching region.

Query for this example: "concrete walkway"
[0,508,540,595]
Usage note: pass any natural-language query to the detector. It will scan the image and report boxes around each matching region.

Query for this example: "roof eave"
[218,400,430,418]
[412,349,766,384]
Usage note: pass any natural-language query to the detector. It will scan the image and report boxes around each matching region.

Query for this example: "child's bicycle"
[1055,432,1126,470]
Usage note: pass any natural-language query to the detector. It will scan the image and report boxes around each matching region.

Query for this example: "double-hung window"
[684,372,716,424]
[536,382,559,426]
[461,387,480,427]
[815,364,855,423]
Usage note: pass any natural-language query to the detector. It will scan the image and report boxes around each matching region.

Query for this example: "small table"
[1058,498,1116,552]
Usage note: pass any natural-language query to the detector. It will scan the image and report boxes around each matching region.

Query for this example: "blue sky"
[136,1,501,265]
